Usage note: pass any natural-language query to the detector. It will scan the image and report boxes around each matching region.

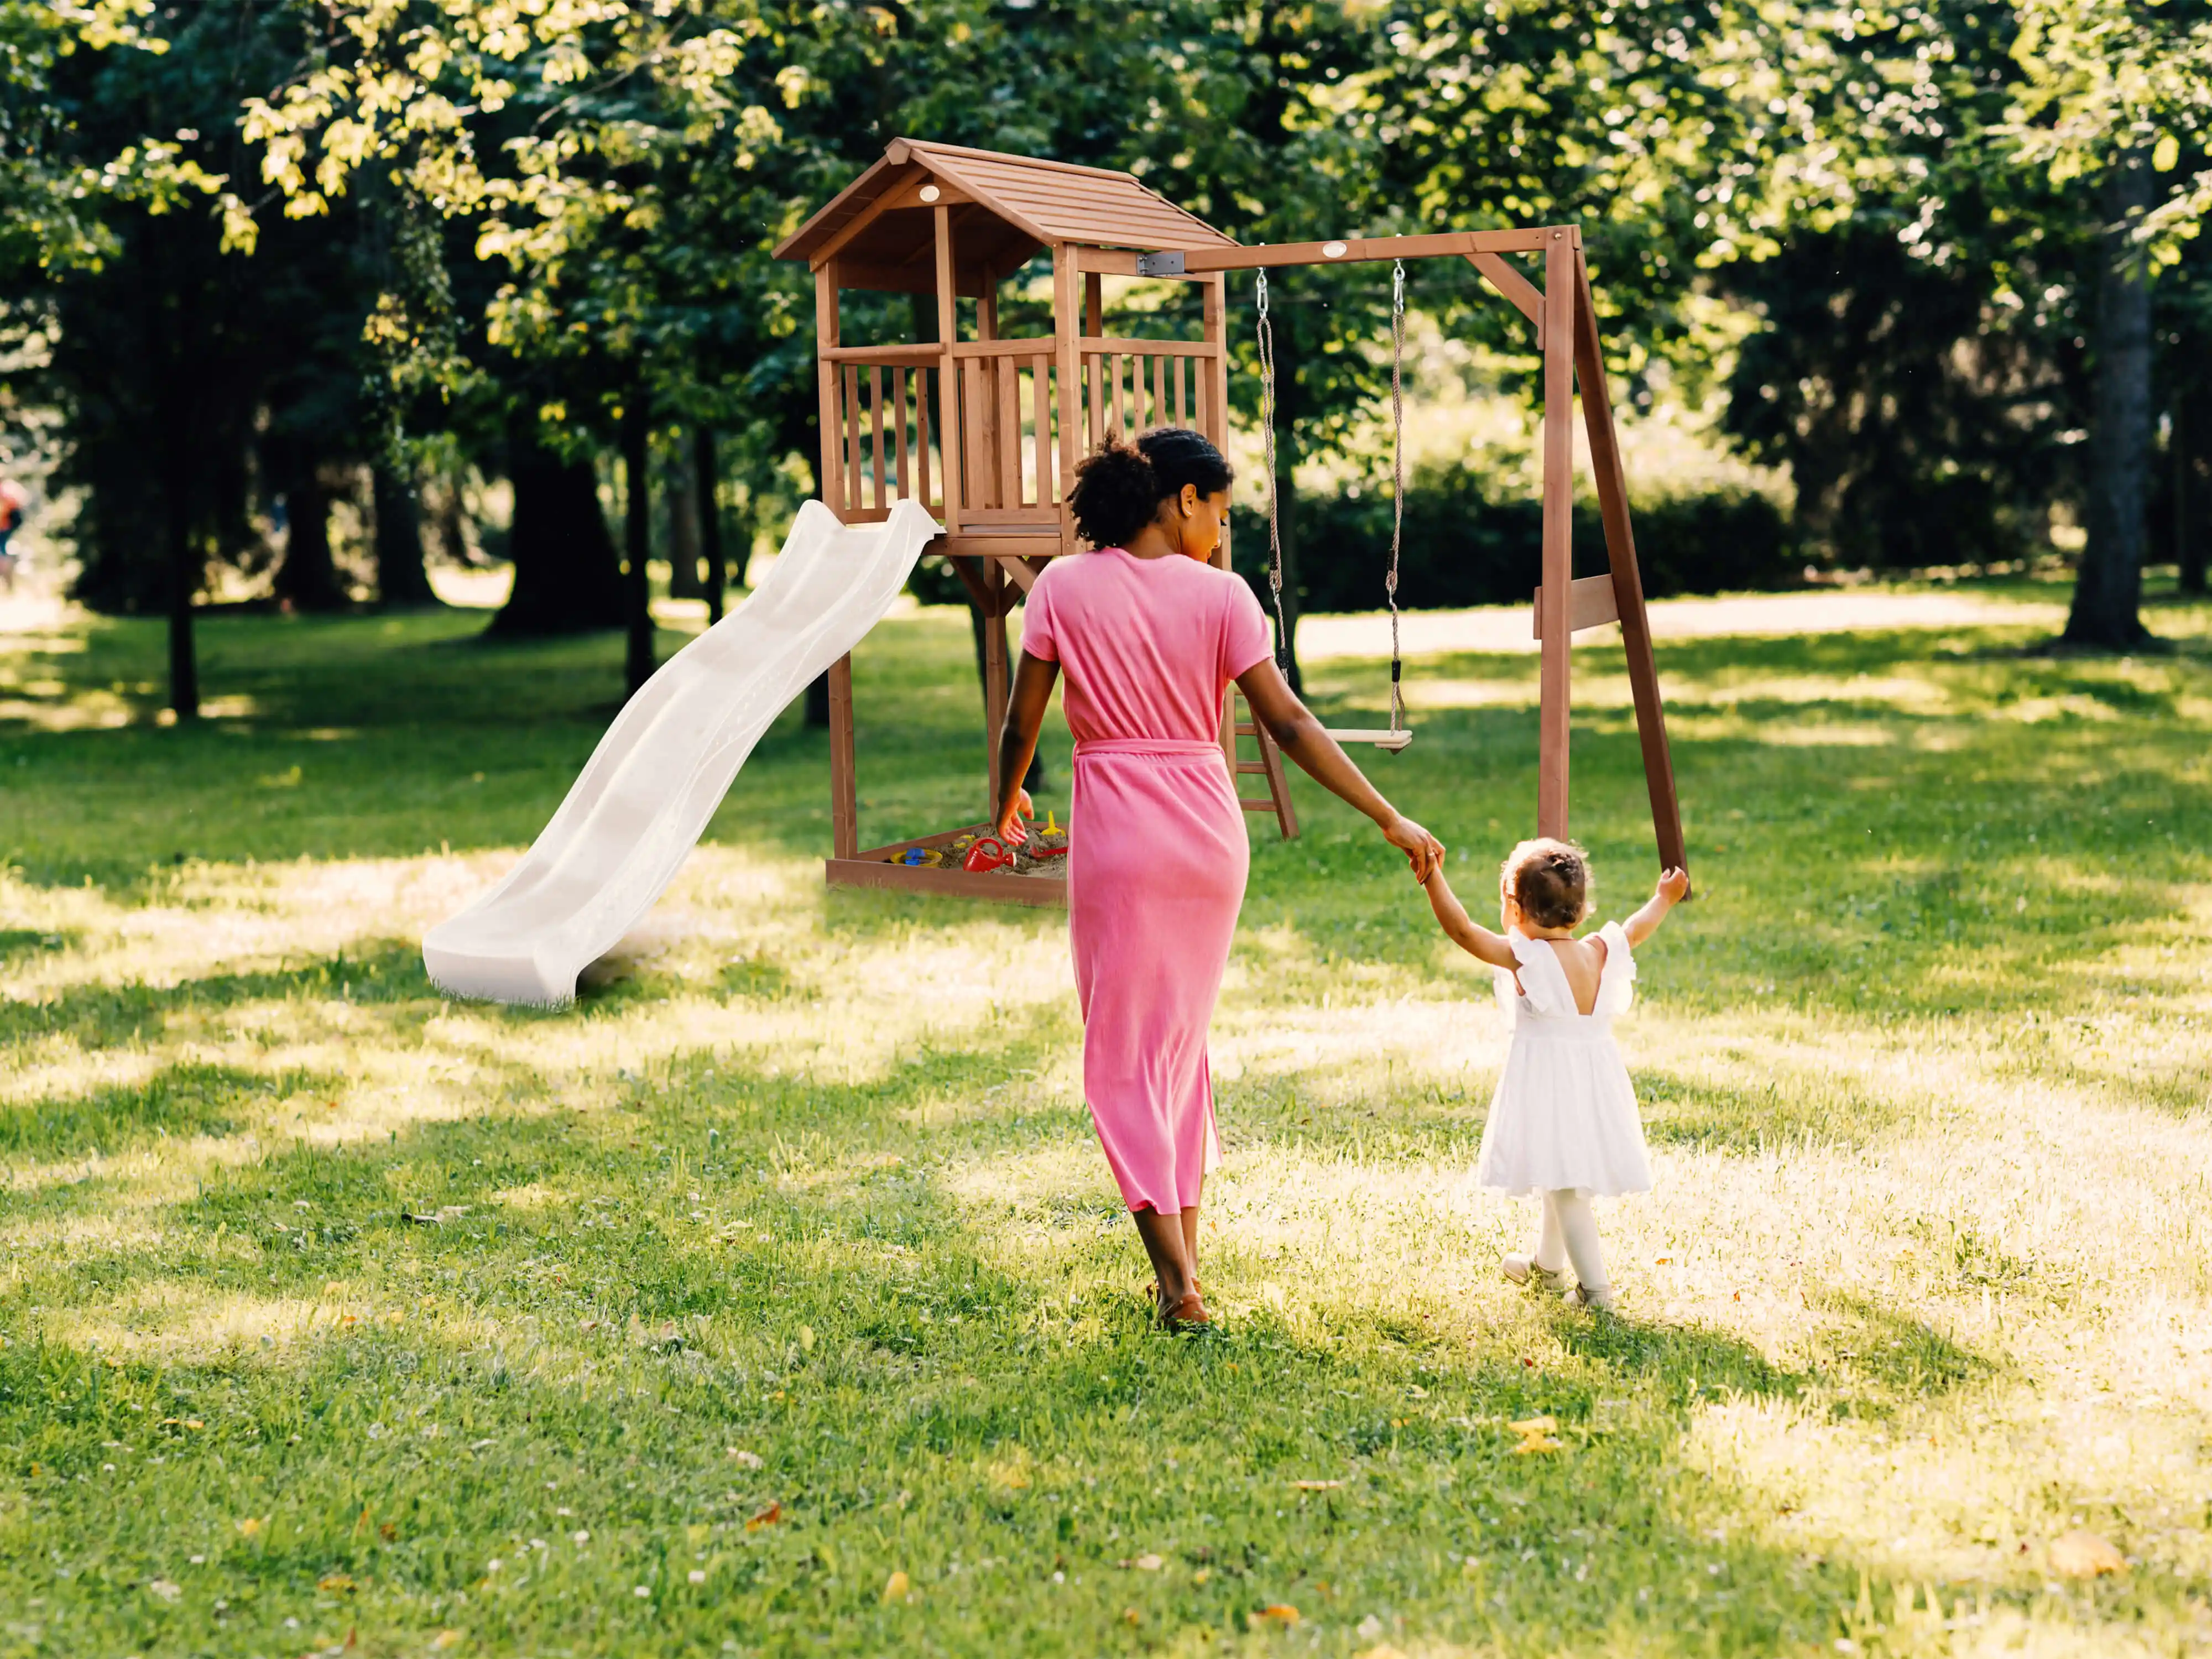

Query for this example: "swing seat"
[1322,727,1414,753]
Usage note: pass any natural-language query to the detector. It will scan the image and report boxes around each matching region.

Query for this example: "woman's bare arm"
[1233,656,1443,880]
[1422,866,1519,968]
[992,648,1061,843]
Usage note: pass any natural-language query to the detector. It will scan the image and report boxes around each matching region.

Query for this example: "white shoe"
[1503,1253,1571,1292]
[1564,1282,1617,1312]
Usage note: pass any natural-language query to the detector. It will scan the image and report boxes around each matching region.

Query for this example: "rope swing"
[1256,262,1413,753]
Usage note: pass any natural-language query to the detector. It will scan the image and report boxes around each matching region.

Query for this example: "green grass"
[2,578,2211,1657]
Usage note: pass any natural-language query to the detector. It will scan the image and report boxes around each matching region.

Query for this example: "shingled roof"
[773,139,1235,284]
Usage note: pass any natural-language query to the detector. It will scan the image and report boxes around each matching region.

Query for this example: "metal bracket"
[1134,249,1186,277]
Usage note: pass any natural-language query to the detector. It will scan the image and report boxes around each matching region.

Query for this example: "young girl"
[1421,839,1689,1310]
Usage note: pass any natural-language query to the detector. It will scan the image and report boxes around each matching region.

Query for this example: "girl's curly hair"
[1066,427,1234,549]
[1500,837,1592,930]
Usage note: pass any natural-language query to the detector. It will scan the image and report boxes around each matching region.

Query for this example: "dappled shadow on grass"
[0,938,434,1052]
[0,1060,338,1162]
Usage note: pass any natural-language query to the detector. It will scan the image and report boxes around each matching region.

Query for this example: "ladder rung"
[1234,723,1259,737]
[1234,761,1269,774]
[1239,797,1281,811]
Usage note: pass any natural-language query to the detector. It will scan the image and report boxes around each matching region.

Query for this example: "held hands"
[995,787,1035,848]
[1381,813,1446,883]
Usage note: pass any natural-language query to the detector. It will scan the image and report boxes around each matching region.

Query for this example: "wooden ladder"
[1223,688,1298,839]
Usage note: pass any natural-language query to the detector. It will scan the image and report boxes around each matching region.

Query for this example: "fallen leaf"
[1290,1480,1343,1491]
[1513,1437,1564,1455]
[236,1517,265,1539]
[431,1634,462,1651]
[1508,1416,1558,1437]
[727,1448,764,1469]
[1250,1604,1301,1627]
[746,1501,782,1531]
[319,1573,357,1593]
[2049,1530,2126,1578]
[379,1523,399,1543]
[1122,1608,1141,1625]
[1193,1568,1212,1585]
[148,1578,182,1601]
[1124,1553,1164,1571]
[882,1569,910,1604]
[798,1325,816,1352]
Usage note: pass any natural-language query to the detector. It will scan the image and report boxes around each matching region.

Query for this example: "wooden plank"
[1111,354,1126,442]
[855,820,994,863]
[949,336,1061,358]
[1031,354,1050,508]
[842,363,863,515]
[933,204,964,534]
[983,557,1009,813]
[1151,353,1167,431]
[945,552,992,611]
[1163,227,1558,274]
[1537,229,1575,839]
[869,364,886,512]
[814,265,843,518]
[822,342,943,364]
[958,507,1065,526]
[824,857,1068,909]
[880,175,975,210]
[998,350,1022,507]
[1531,572,1620,638]
[1055,247,1081,532]
[917,365,933,510]
[893,365,910,499]
[1256,705,1301,836]
[827,653,858,860]
[1321,728,1415,753]
[1171,354,1186,425]
[991,552,1038,594]
[1203,274,1228,448]
[1075,336,1220,358]
[1084,272,1104,335]
[1574,247,1688,880]
[943,531,1070,558]
[1468,251,1543,328]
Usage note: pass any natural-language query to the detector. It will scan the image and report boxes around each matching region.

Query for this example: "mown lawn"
[2,580,2210,1658]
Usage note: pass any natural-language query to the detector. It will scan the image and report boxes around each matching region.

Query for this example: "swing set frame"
[774,140,1688,904]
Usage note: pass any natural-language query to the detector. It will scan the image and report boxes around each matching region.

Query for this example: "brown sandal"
[1159,1290,1213,1331]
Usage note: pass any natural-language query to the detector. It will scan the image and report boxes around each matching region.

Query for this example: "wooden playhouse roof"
[773,139,1235,286]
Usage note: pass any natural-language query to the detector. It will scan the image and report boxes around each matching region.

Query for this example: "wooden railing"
[822,334,1227,530]
[823,345,941,522]
[951,338,1058,523]
[1078,337,1221,452]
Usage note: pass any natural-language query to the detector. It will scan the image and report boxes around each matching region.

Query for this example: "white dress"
[1474,922,1653,1197]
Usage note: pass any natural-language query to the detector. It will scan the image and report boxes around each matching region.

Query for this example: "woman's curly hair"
[1066,427,1234,549]
[1500,837,1592,931]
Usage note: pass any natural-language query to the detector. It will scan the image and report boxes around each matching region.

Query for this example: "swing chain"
[1387,259,1406,734]
[1256,269,1290,673]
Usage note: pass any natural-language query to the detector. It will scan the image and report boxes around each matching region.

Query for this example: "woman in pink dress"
[993,429,1443,1329]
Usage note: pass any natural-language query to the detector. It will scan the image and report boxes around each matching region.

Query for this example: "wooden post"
[1573,245,1687,878]
[814,264,843,517]
[828,654,858,860]
[1537,229,1574,839]
[1053,244,1079,536]
[983,556,1009,813]
[1202,273,1228,450]
[933,207,963,533]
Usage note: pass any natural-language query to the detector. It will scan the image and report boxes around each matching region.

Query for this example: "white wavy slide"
[423,498,943,1005]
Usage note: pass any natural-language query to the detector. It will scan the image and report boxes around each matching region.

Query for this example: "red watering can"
[962,836,1015,874]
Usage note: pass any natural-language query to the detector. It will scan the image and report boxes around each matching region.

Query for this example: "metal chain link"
[1387,259,1406,734]
[1256,269,1290,672]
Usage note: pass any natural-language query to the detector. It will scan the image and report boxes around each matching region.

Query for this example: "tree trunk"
[1270,326,1306,693]
[373,464,441,607]
[489,419,623,635]
[2064,154,2156,649]
[697,425,726,623]
[623,392,656,697]
[2179,394,2209,597]
[274,468,346,611]
[665,430,705,599]
[165,454,199,720]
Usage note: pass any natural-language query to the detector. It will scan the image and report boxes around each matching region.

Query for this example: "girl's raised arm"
[1422,866,1517,968]
[1623,867,1691,947]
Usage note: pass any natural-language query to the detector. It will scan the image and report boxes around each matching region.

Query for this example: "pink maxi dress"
[1019,548,1274,1214]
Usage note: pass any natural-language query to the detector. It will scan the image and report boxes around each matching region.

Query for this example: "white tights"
[1532,1189,1610,1296]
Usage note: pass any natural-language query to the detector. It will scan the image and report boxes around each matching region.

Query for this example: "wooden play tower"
[773,138,1686,906]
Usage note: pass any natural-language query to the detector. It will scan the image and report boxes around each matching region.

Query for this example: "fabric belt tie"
[1073,739,1223,759]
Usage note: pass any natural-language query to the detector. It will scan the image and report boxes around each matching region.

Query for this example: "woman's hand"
[995,787,1035,847]
[1381,812,1444,882]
